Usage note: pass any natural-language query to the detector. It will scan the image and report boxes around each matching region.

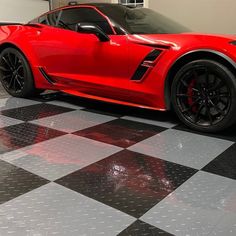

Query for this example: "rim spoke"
[7,53,15,68]
[181,98,201,113]
[210,93,230,99]
[193,103,204,123]
[2,74,11,81]
[181,79,188,87]
[13,76,16,91]
[14,55,19,67]
[205,104,213,125]
[7,75,14,89]
[209,100,225,115]
[220,99,227,106]
[15,76,23,88]
[205,68,210,87]
[209,79,225,91]
[16,64,23,72]
[177,93,198,98]
[0,65,10,72]
[2,56,12,69]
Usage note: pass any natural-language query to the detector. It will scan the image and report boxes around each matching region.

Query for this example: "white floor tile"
[30,110,116,133]
[0,183,135,236]
[129,129,233,169]
[122,116,178,128]
[0,115,23,128]
[141,171,236,236]
[46,100,83,110]
[1,134,122,180]
[0,98,40,111]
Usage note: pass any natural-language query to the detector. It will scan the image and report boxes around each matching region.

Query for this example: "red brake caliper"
[187,79,197,112]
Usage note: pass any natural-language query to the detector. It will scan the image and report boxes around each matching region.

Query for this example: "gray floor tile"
[129,129,233,169]
[1,134,122,180]
[0,115,23,128]
[30,110,117,133]
[141,171,236,236]
[209,212,236,236]
[46,100,84,110]
[122,116,178,128]
[0,98,40,111]
[0,183,135,236]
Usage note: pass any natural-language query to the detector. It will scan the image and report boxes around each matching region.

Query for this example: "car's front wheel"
[0,47,40,97]
[171,59,236,132]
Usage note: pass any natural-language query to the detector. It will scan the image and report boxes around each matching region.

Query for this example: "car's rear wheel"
[0,47,40,97]
[171,59,236,132]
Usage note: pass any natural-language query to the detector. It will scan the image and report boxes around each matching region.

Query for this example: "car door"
[33,7,131,99]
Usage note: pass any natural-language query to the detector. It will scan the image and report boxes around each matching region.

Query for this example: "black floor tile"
[31,91,63,102]
[56,150,197,218]
[74,119,166,148]
[0,123,66,154]
[118,220,173,236]
[1,103,74,121]
[174,124,236,142]
[0,160,49,204]
[81,108,123,118]
[202,143,236,180]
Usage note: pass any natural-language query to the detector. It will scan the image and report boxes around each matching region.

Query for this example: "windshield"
[98,5,191,34]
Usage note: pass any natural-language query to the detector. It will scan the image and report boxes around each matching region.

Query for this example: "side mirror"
[76,23,110,42]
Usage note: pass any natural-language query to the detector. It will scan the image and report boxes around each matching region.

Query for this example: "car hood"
[127,32,236,50]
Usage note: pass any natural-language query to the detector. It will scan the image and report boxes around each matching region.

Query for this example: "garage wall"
[50,0,115,9]
[148,0,236,34]
[0,0,49,23]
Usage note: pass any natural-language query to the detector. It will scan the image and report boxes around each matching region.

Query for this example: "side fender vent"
[39,67,55,84]
[131,49,162,81]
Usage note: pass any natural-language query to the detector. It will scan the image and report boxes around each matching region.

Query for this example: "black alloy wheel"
[171,59,236,132]
[0,47,40,97]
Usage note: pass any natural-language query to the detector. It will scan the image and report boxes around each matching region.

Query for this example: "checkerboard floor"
[0,88,235,236]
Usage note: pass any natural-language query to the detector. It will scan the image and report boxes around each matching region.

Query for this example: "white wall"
[0,0,49,23]
[51,0,113,9]
[148,0,236,34]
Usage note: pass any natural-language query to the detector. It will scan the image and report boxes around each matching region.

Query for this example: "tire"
[0,47,38,97]
[171,59,236,132]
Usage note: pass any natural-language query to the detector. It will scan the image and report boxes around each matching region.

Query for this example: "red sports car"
[0,3,236,132]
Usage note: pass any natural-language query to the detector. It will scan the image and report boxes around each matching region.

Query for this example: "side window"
[38,11,60,27]
[59,8,114,34]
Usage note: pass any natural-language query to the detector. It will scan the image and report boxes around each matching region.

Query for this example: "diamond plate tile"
[141,171,236,236]
[0,123,66,154]
[0,183,135,236]
[30,110,117,133]
[202,143,236,180]
[0,97,40,111]
[0,159,49,204]
[118,220,174,236]
[209,212,236,236]
[0,115,23,128]
[46,100,84,110]
[56,150,197,218]
[1,103,74,121]
[1,134,122,180]
[81,107,124,118]
[122,116,178,128]
[129,129,233,169]
[74,119,166,148]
